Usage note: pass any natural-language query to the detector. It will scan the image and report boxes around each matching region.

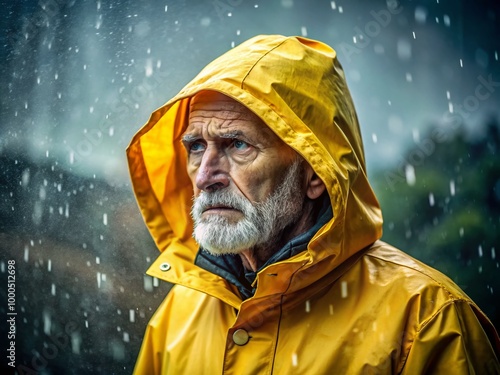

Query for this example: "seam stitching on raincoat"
[268,261,308,373]
[238,36,345,222]
[398,298,469,373]
[405,300,473,372]
[240,38,290,89]
[365,250,467,302]
[417,299,469,333]
[270,293,285,373]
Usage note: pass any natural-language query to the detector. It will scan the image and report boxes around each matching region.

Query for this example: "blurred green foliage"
[372,118,500,330]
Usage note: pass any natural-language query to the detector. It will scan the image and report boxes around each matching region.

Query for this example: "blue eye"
[189,142,205,153]
[233,140,248,150]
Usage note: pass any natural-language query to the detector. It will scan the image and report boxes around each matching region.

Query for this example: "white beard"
[191,159,305,256]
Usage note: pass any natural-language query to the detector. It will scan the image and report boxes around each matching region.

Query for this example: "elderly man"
[127,35,499,374]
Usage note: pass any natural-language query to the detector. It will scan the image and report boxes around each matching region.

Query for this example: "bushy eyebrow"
[181,130,246,143]
[181,134,200,144]
[219,131,245,139]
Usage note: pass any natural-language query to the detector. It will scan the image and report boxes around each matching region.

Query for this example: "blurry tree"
[372,117,500,331]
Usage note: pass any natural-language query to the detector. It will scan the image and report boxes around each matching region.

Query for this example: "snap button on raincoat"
[127,35,500,374]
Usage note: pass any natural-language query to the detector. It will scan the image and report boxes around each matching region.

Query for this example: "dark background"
[1,0,499,374]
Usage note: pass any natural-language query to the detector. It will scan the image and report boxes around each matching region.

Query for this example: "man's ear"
[304,165,326,199]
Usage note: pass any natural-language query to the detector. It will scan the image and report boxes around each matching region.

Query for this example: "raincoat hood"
[127,34,383,305]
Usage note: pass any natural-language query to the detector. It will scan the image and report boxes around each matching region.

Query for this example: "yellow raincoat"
[127,35,500,374]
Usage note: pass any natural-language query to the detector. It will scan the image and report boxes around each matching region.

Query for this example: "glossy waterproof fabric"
[127,35,500,374]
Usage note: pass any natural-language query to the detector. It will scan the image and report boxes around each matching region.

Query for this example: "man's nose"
[195,147,230,192]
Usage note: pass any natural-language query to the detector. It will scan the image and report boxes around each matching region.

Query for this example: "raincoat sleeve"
[133,295,171,375]
[401,300,500,374]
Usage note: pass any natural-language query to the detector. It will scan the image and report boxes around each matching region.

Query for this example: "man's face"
[182,91,307,255]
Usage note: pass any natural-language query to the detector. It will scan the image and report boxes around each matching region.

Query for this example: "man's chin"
[194,222,262,256]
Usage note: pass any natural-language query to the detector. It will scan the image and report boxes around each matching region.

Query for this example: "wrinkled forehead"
[188,91,266,125]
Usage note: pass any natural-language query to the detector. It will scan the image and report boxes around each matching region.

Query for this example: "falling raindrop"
[22,169,30,186]
[428,193,435,206]
[414,6,427,23]
[412,129,420,143]
[43,310,51,335]
[71,332,82,354]
[397,39,412,60]
[443,14,451,27]
[144,275,154,292]
[405,164,416,186]
[341,281,348,298]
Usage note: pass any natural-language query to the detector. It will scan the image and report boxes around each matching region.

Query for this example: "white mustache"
[192,190,253,220]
